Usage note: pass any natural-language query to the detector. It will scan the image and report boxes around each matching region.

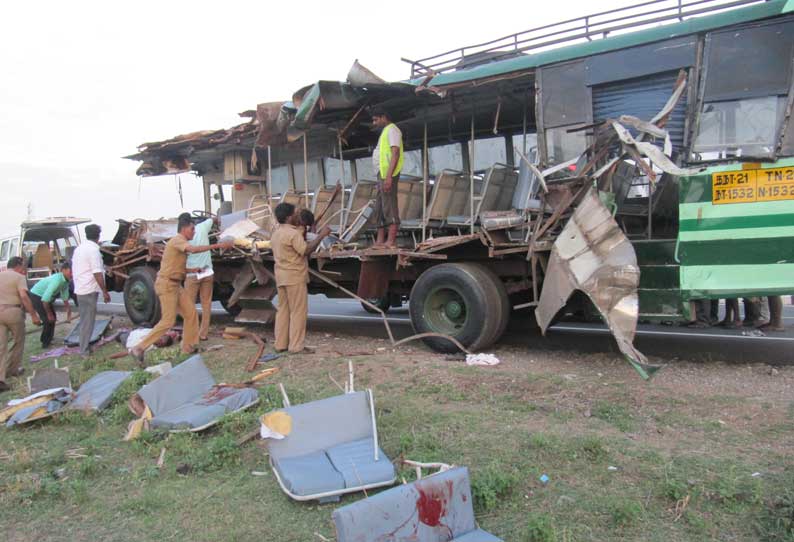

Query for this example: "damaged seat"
[332,466,503,542]
[266,390,395,502]
[136,355,259,431]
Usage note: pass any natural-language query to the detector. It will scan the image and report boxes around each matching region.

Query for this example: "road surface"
[96,293,794,365]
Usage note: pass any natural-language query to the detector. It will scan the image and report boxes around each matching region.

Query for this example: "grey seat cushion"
[150,388,258,430]
[274,451,345,497]
[452,529,504,542]
[325,438,395,488]
[138,355,215,416]
[150,403,227,430]
[68,371,131,411]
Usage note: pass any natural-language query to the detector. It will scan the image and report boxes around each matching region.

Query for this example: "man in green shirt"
[29,263,73,348]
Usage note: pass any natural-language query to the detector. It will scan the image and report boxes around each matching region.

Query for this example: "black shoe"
[0,381,10,392]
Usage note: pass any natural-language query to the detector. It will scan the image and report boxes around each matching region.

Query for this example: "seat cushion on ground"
[267,391,374,463]
[274,451,345,497]
[333,466,478,541]
[149,403,226,430]
[451,528,504,542]
[196,387,258,411]
[69,371,131,411]
[138,355,215,416]
[325,438,395,488]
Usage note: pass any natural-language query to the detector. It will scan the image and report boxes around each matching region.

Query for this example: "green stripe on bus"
[679,225,794,242]
[677,238,794,265]
[679,200,794,222]
[680,263,794,294]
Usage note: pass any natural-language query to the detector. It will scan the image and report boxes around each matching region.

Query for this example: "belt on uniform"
[0,304,21,308]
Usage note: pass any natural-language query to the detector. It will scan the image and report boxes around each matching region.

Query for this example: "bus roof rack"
[403,0,768,78]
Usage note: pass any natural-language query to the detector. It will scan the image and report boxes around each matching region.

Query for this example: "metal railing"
[403,0,768,78]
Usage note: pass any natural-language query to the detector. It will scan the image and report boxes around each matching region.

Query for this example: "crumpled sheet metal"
[535,188,661,380]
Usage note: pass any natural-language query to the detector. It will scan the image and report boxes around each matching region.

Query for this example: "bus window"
[428,143,463,175]
[472,137,507,171]
[401,149,423,177]
[355,157,377,181]
[292,159,324,191]
[9,239,19,259]
[539,60,590,164]
[512,133,538,159]
[0,240,9,261]
[693,19,794,160]
[269,165,290,196]
[323,158,354,186]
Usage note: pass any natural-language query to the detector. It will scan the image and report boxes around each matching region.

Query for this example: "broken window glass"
[323,158,354,186]
[269,165,290,195]
[693,96,787,159]
[428,143,464,175]
[546,126,587,165]
[472,137,507,171]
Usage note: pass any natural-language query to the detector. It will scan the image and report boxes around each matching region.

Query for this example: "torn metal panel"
[536,188,661,379]
[347,60,387,86]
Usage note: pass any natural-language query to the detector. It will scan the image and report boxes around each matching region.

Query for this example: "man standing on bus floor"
[72,224,111,356]
[371,105,403,248]
[184,215,217,341]
[0,257,41,392]
[271,203,331,354]
[129,214,233,365]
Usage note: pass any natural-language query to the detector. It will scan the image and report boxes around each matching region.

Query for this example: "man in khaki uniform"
[271,204,330,353]
[0,257,41,391]
[130,215,232,365]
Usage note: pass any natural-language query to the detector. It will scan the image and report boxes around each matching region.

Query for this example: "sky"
[0,0,638,240]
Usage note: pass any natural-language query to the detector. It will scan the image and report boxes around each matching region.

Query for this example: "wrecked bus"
[117,0,794,378]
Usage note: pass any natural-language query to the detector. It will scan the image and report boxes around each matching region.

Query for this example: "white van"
[0,217,90,285]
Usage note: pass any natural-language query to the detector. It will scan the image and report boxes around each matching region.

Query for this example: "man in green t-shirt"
[29,263,73,348]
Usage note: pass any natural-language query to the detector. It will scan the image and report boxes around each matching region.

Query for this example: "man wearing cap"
[130,214,233,365]
[371,105,403,248]
[72,224,111,356]
[0,257,41,391]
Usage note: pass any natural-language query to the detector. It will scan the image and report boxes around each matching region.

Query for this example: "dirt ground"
[1,315,793,541]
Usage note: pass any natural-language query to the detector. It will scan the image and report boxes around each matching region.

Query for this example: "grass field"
[1,318,793,541]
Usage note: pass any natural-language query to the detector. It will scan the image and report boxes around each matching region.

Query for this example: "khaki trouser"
[275,283,308,353]
[184,275,213,339]
[0,307,25,381]
[137,279,199,354]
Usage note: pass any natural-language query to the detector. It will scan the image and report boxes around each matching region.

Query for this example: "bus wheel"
[409,263,508,353]
[124,266,161,326]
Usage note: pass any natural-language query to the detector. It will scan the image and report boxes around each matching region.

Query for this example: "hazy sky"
[1,0,636,239]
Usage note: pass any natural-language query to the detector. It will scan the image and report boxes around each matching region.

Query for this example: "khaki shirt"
[158,234,190,282]
[0,270,27,306]
[271,224,309,286]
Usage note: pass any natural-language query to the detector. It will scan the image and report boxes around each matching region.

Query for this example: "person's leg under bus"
[287,282,308,353]
[177,286,200,353]
[760,295,784,332]
[198,277,213,340]
[274,286,291,352]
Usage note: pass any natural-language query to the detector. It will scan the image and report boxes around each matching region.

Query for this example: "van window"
[0,240,9,261]
[9,239,19,259]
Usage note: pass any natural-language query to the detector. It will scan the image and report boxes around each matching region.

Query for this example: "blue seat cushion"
[150,403,226,430]
[274,450,345,497]
[451,528,503,542]
[325,438,395,488]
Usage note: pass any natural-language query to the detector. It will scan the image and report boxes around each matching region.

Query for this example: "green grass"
[1,320,792,541]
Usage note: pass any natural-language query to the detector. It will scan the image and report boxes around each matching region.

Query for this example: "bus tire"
[124,266,161,326]
[409,263,507,353]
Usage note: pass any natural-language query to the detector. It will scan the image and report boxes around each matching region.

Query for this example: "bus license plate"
[712,166,794,204]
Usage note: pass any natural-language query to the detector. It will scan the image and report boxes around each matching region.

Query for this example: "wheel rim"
[128,281,150,313]
[424,286,468,335]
